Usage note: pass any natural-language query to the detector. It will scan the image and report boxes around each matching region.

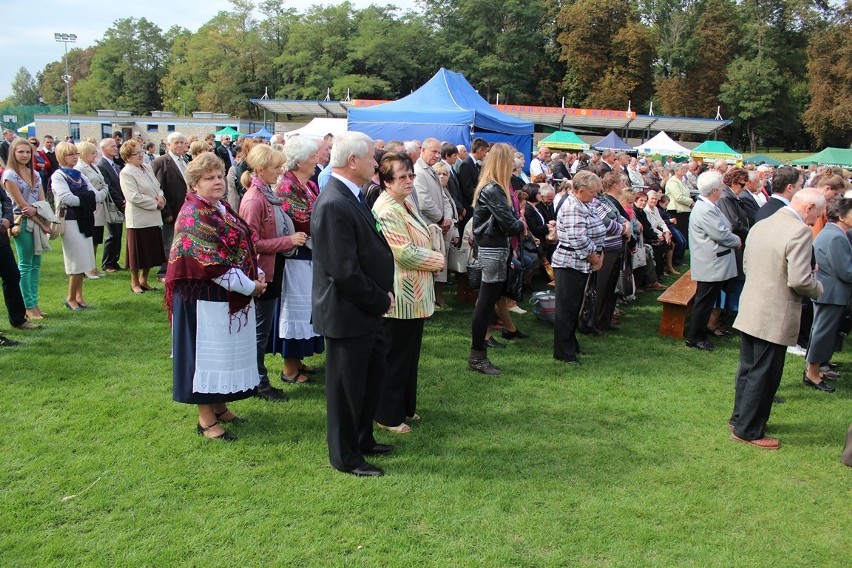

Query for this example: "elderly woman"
[166,152,266,441]
[75,140,109,279]
[468,143,524,375]
[51,142,105,311]
[644,190,674,274]
[634,191,670,281]
[552,170,606,365]
[2,138,49,320]
[239,144,306,403]
[269,136,324,384]
[372,153,444,433]
[665,163,693,248]
[803,197,852,393]
[685,171,742,351]
[119,139,166,294]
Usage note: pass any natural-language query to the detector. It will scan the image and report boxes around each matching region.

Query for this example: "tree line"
[7,0,851,152]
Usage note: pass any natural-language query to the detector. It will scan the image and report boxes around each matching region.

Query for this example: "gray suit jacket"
[734,207,823,345]
[688,196,740,282]
[813,223,852,306]
[414,158,451,225]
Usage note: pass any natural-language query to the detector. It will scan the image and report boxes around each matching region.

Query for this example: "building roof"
[251,98,732,137]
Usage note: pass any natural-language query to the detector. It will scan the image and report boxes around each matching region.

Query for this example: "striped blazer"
[372,191,445,319]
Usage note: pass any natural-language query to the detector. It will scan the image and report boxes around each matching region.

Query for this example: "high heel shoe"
[64,300,84,312]
[196,421,237,441]
[802,372,835,393]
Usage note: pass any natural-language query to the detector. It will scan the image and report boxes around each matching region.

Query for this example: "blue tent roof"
[348,68,533,157]
[592,131,633,152]
[246,127,274,139]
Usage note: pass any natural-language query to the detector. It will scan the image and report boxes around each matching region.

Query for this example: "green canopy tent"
[791,147,852,168]
[743,154,783,166]
[214,126,245,141]
[690,140,742,163]
[538,131,590,151]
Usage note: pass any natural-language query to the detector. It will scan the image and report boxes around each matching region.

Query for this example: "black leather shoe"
[501,329,530,340]
[0,334,20,347]
[803,374,835,393]
[773,395,786,404]
[196,421,237,442]
[363,443,394,456]
[484,337,506,349]
[255,385,289,402]
[347,463,384,477]
[685,339,715,351]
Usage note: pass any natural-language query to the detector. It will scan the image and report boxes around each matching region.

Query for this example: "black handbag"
[466,245,482,290]
[577,272,598,334]
[503,263,524,302]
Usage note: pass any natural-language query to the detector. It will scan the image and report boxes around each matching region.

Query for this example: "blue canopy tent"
[348,68,533,160]
[246,127,274,140]
[592,131,634,153]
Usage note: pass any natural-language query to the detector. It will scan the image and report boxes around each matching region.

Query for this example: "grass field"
[1,247,850,566]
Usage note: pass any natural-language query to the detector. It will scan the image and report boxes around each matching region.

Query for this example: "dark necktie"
[112,162,120,176]
[358,191,367,207]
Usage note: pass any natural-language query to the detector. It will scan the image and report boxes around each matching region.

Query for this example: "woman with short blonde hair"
[74,140,108,279]
[52,142,106,310]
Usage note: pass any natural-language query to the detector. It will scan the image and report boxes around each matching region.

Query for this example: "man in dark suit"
[97,137,126,272]
[309,137,331,187]
[0,129,15,165]
[152,132,189,281]
[753,166,803,224]
[440,142,465,221]
[215,135,235,171]
[596,149,615,176]
[311,132,395,477]
[550,153,571,182]
[456,137,489,230]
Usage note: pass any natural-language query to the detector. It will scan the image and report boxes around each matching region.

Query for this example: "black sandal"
[196,421,236,442]
[214,409,245,424]
[281,371,312,384]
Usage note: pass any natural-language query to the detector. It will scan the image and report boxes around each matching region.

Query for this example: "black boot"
[468,349,501,375]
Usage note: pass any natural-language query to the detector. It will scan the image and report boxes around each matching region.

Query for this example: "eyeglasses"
[67,152,79,156]
[393,173,416,181]
[131,152,144,157]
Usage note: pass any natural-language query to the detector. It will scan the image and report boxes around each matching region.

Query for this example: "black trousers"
[471,280,504,351]
[0,240,26,327]
[253,295,277,389]
[686,280,725,343]
[553,267,588,362]
[730,333,786,440]
[797,297,813,349]
[325,329,387,472]
[675,212,690,249]
[102,221,123,270]
[595,251,622,330]
[375,318,425,427]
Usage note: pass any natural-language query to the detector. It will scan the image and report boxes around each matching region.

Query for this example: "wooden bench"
[657,270,697,339]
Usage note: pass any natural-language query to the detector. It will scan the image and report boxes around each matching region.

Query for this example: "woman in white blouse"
[119,139,166,294]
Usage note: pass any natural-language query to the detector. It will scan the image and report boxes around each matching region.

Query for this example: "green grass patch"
[1,250,849,566]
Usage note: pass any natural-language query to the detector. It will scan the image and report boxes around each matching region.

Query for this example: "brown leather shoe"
[646,282,668,291]
[14,321,40,330]
[731,433,780,449]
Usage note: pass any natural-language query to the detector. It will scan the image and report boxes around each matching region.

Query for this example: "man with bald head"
[729,188,825,450]
[415,138,453,303]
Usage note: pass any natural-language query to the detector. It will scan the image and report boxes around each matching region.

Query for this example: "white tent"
[634,131,690,157]
[285,118,348,139]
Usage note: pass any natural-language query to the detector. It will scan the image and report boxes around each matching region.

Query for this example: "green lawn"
[1,248,849,566]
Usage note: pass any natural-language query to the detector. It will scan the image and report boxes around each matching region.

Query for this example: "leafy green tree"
[11,67,40,106]
[161,1,271,117]
[73,18,176,114]
[37,47,96,108]
[720,56,784,152]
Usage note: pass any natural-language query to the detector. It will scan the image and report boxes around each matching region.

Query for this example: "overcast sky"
[1,0,418,101]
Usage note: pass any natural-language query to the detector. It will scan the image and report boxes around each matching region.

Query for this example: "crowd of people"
[1,127,851,472]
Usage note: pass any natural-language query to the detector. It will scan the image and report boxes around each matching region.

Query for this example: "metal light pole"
[54,32,77,139]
